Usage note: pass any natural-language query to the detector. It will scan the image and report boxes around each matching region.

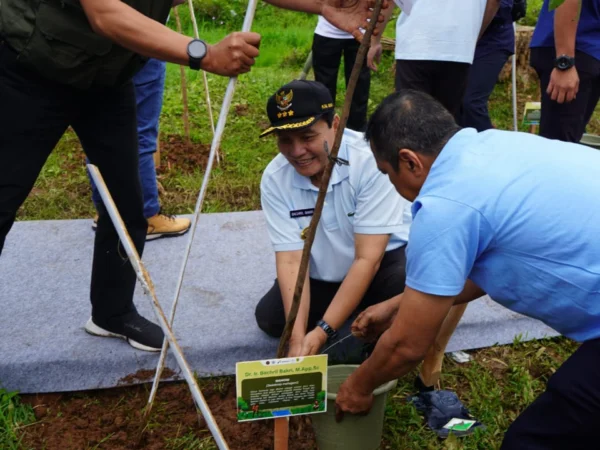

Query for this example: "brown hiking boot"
[92,212,191,241]
[146,213,191,241]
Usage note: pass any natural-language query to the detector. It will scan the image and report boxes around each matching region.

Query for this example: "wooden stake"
[419,303,468,388]
[173,8,191,146]
[274,1,384,448]
[184,1,219,163]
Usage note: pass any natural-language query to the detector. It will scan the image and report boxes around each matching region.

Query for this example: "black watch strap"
[317,319,338,340]
[187,39,207,71]
[554,54,575,71]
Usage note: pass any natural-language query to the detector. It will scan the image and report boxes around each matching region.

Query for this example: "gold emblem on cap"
[276,89,293,111]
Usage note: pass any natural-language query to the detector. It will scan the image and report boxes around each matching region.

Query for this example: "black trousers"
[530,47,600,143]
[461,50,512,131]
[395,59,471,121]
[0,41,147,321]
[312,34,371,132]
[501,338,600,449]
[255,246,406,338]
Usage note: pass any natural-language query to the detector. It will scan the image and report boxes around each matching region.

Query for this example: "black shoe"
[85,311,164,352]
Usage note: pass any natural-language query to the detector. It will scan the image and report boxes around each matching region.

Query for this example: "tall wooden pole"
[274,1,385,447]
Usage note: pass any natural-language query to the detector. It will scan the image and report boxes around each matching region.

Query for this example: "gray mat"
[0,212,558,394]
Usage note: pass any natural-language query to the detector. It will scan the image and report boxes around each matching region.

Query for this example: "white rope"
[146,0,260,418]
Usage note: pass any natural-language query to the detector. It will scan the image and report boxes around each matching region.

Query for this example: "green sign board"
[236,355,327,422]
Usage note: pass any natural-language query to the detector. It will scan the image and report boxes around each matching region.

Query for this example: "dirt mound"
[20,378,317,450]
[158,135,211,175]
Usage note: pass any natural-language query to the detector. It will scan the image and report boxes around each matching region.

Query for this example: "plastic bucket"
[580,133,600,151]
[311,365,397,450]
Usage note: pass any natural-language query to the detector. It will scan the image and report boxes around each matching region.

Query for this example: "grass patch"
[0,389,35,450]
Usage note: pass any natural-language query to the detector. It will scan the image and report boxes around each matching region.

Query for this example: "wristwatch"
[554,54,575,71]
[316,319,338,340]
[187,38,208,71]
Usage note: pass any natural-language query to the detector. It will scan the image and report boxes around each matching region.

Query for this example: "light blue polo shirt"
[406,128,600,342]
[261,129,412,282]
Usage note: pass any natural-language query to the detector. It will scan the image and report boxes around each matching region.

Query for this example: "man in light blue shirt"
[255,80,412,362]
[335,89,600,447]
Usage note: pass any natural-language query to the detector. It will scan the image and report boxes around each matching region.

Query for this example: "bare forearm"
[81,1,191,65]
[263,0,322,14]
[479,0,501,39]
[453,279,485,305]
[277,261,311,340]
[323,258,380,330]
[554,0,580,57]
[348,325,421,394]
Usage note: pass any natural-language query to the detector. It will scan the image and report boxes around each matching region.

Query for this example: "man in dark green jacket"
[0,0,379,352]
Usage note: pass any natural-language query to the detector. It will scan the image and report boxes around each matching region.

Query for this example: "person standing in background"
[88,56,192,241]
[368,0,497,121]
[530,0,600,143]
[311,17,371,131]
[461,0,527,131]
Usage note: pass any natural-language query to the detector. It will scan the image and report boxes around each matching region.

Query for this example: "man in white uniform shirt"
[312,17,371,131]
[368,0,499,120]
[255,80,412,360]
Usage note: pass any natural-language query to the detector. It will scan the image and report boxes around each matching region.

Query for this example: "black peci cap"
[259,80,335,138]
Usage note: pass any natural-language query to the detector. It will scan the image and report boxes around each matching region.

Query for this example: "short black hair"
[365,90,461,170]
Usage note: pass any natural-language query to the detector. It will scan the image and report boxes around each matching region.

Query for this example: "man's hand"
[366,42,382,71]
[547,67,579,103]
[300,327,328,356]
[202,32,261,77]
[322,0,389,41]
[351,296,400,342]
[172,0,186,6]
[335,374,374,422]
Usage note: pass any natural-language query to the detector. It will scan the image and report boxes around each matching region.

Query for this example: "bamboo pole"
[145,0,260,418]
[274,1,384,448]
[87,164,229,450]
[174,8,192,146]
[185,0,219,162]
[298,51,313,81]
[512,22,518,132]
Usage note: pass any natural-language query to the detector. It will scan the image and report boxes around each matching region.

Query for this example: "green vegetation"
[0,389,35,450]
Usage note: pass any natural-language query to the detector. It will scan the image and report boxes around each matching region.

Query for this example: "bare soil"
[20,376,317,450]
[157,135,211,174]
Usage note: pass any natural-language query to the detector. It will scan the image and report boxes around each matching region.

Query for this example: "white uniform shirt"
[394,0,486,64]
[260,129,412,282]
[314,16,355,39]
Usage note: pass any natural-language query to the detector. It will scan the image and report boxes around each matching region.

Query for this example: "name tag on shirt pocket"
[290,208,314,218]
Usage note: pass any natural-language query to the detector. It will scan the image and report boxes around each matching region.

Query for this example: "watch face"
[189,40,207,59]
[557,56,573,70]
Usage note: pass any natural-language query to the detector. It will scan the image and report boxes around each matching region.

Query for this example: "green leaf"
[548,0,565,10]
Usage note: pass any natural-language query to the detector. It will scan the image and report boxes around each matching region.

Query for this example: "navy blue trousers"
[501,338,600,449]
[461,50,512,131]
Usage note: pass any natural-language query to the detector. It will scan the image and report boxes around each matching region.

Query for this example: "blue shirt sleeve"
[405,196,493,296]
[260,176,305,252]
[352,157,412,236]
